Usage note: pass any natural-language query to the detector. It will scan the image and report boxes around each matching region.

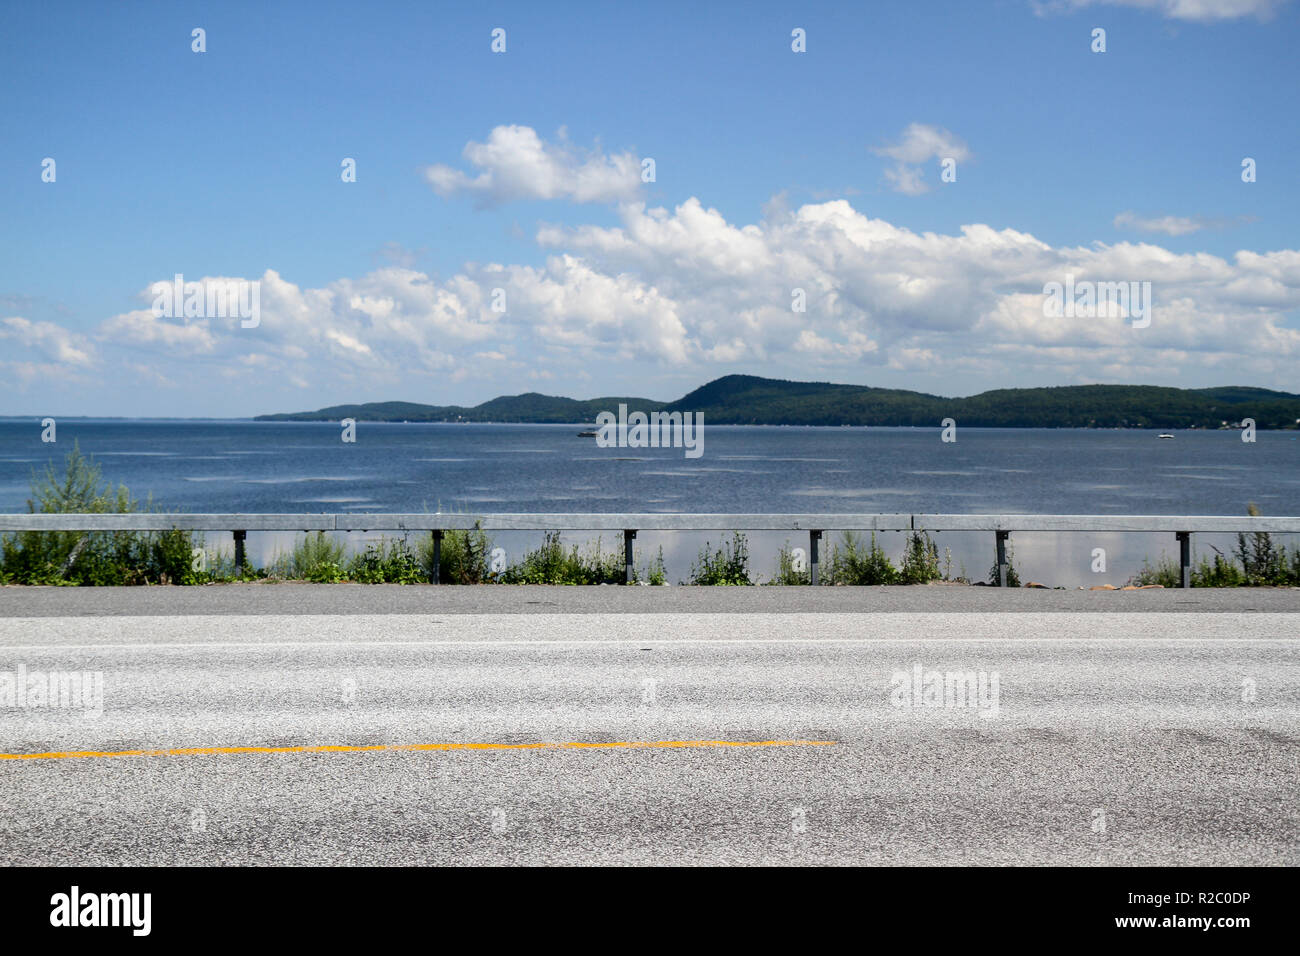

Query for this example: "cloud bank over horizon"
[5,125,1298,414]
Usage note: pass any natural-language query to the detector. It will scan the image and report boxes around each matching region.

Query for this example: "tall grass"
[771,540,810,585]
[771,530,951,586]
[899,531,943,584]
[414,524,493,583]
[499,532,665,585]
[267,531,347,582]
[261,526,668,585]
[986,543,1021,588]
[689,532,752,585]
[0,443,202,585]
[501,531,618,585]
[826,531,897,585]
[346,538,422,584]
[1128,504,1300,588]
[7,450,1293,589]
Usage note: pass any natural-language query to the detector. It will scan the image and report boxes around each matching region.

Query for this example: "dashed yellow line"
[0,739,837,762]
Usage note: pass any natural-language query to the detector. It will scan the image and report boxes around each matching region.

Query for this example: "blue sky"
[2,0,1298,416]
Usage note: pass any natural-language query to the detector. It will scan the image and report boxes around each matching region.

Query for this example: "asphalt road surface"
[1,586,1297,865]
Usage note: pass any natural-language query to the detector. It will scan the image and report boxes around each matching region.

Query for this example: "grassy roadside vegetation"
[0,446,669,586]
[2,447,1294,587]
[771,530,955,586]
[1128,504,1300,588]
[0,443,203,585]
[253,527,670,585]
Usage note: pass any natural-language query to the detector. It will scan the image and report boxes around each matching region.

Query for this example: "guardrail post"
[996,530,1010,588]
[1176,531,1191,589]
[809,530,822,585]
[431,530,443,585]
[233,530,247,575]
[624,530,636,584]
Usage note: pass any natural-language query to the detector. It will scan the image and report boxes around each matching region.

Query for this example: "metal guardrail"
[2,513,1298,588]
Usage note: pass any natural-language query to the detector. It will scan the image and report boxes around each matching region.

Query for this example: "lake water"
[2,420,1297,586]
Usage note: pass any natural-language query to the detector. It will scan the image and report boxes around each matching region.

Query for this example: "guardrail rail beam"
[2,514,1295,590]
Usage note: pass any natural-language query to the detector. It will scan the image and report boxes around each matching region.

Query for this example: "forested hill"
[256,375,1300,429]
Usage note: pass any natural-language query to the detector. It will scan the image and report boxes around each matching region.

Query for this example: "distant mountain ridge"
[255,374,1300,429]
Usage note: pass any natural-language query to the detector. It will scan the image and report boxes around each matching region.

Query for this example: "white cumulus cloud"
[11,194,1300,409]
[1,317,95,365]
[872,123,971,195]
[423,125,643,206]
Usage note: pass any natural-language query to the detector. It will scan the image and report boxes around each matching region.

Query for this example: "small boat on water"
[1158,433,1175,439]
[577,430,597,437]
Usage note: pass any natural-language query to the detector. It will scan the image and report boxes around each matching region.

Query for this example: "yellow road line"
[0,739,837,762]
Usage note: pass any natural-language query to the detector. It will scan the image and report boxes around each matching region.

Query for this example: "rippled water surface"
[2,420,1296,585]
